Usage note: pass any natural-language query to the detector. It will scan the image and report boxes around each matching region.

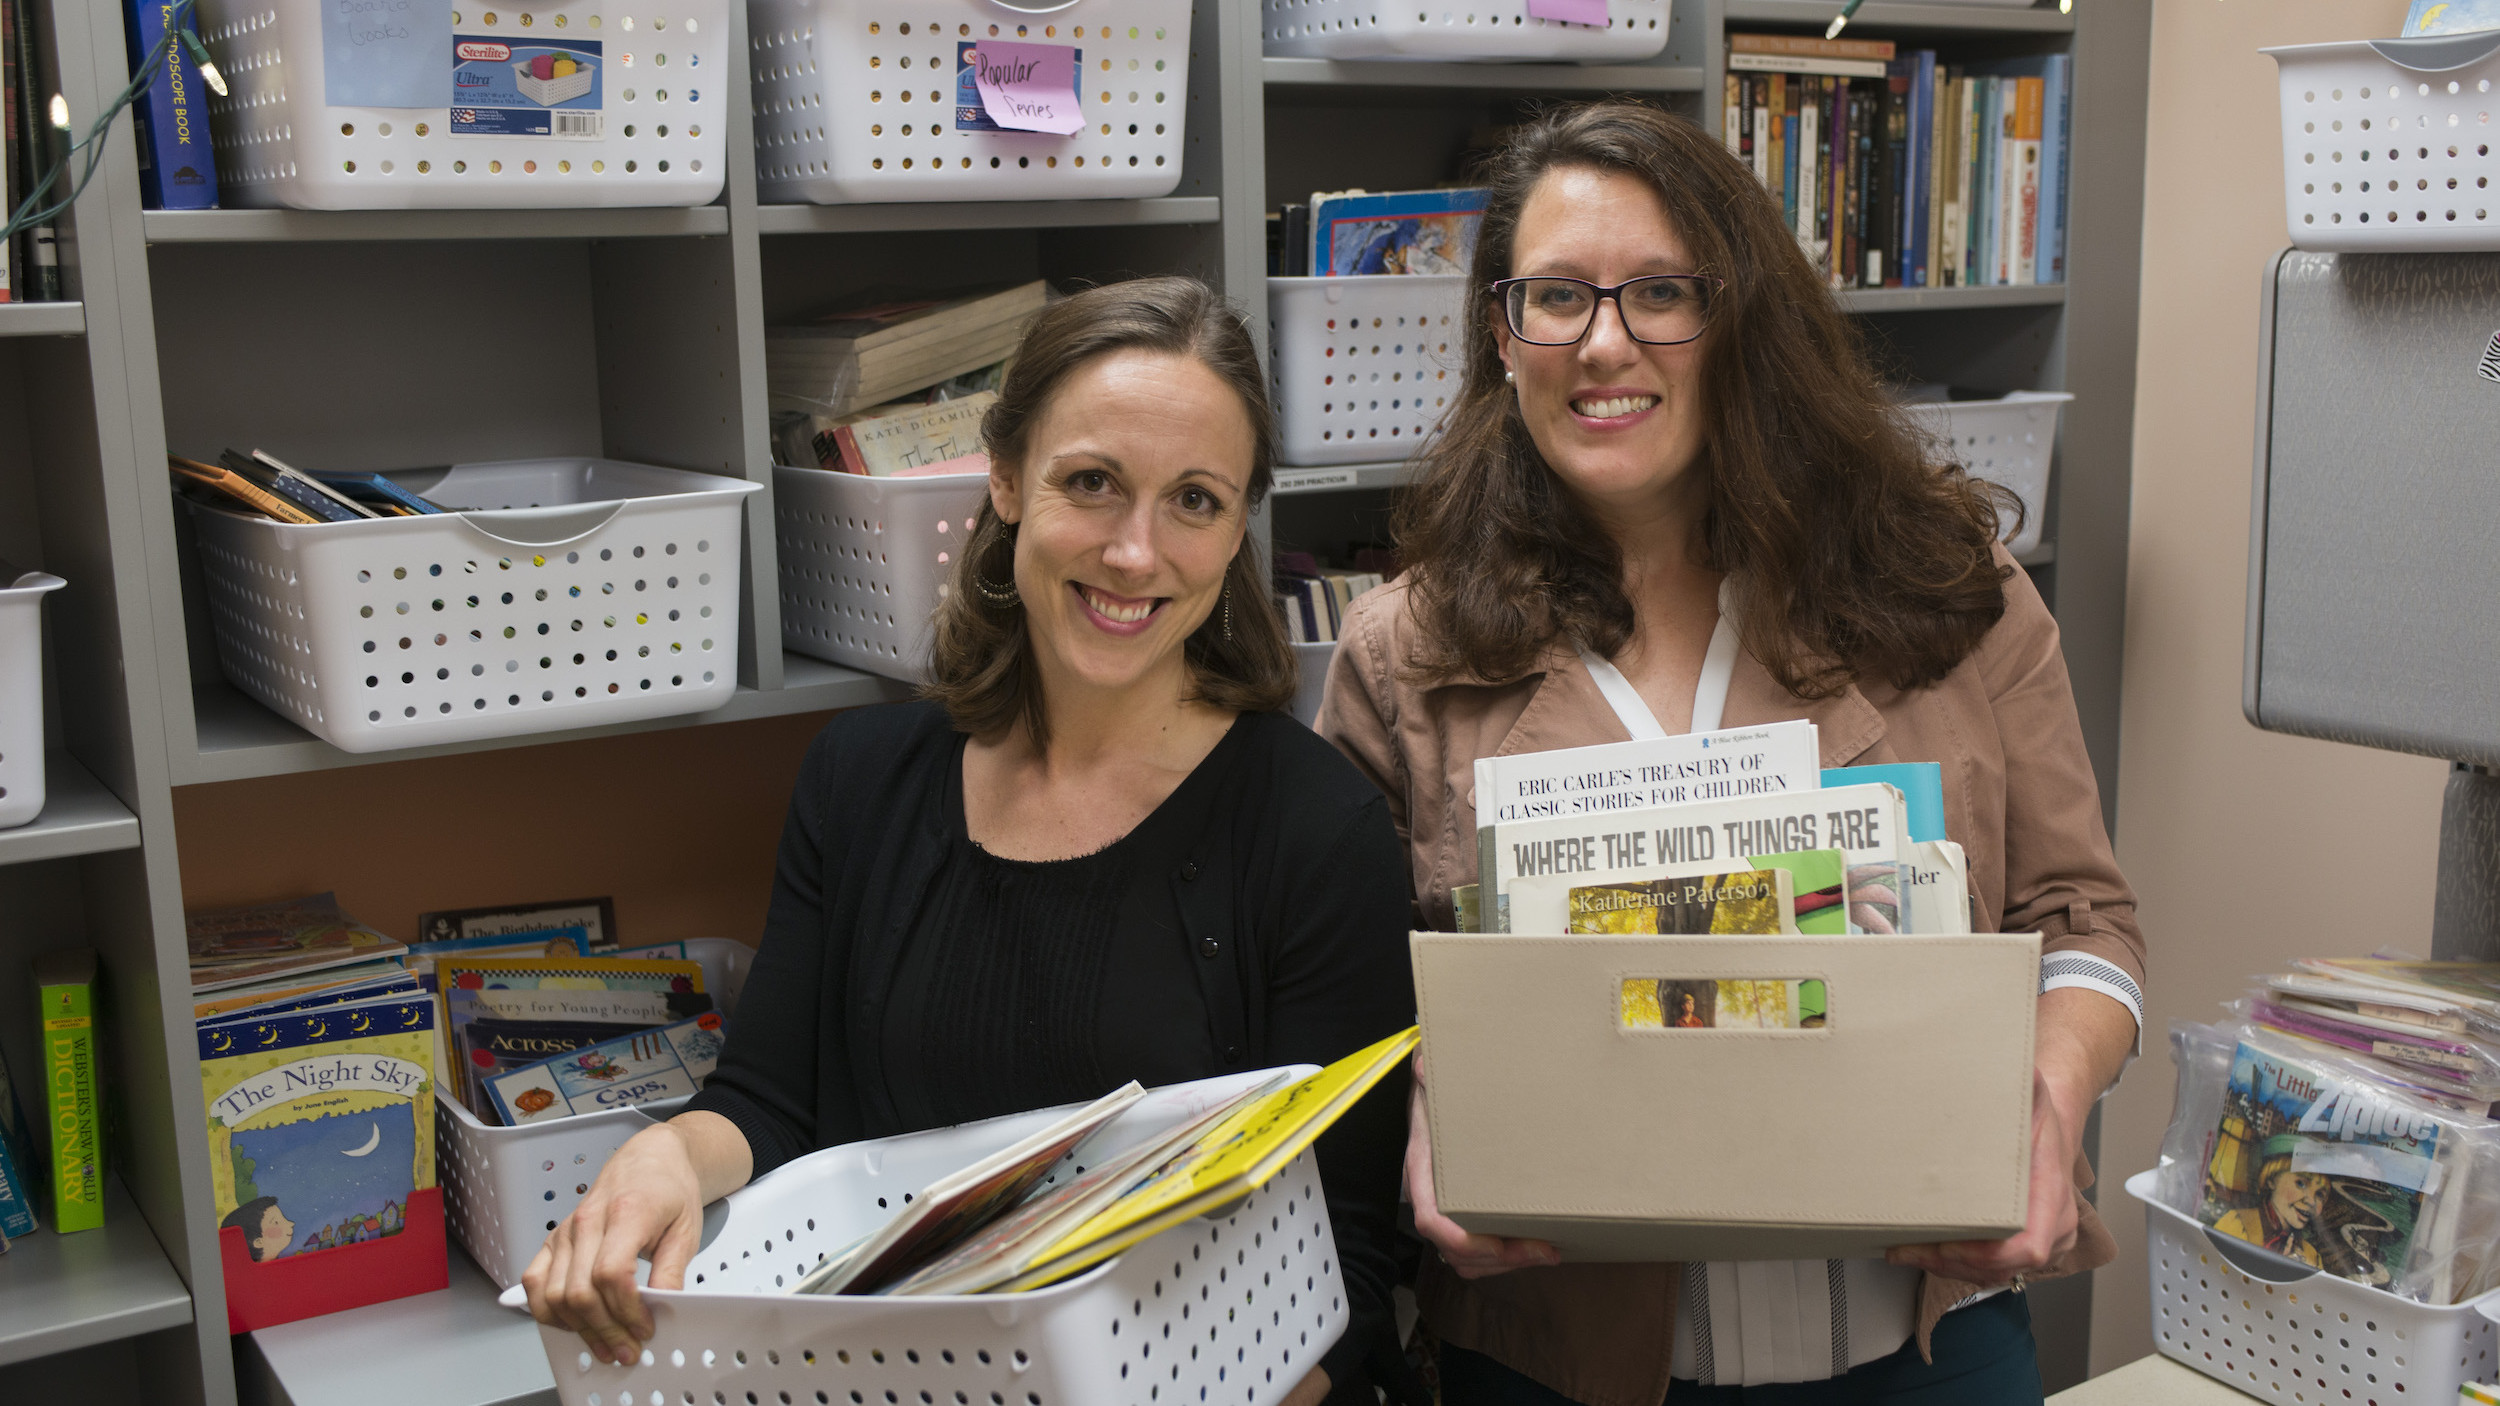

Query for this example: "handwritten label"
[1524,0,1610,25]
[962,40,1082,135]
[321,0,452,108]
[1273,468,1358,493]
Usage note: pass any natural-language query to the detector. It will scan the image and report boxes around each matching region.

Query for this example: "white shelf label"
[1273,468,1358,494]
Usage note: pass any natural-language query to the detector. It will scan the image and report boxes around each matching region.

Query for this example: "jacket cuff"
[677,1084,804,1180]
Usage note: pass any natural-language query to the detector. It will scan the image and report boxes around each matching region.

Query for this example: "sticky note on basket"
[321,0,455,108]
[962,40,1083,135]
[1525,0,1610,24]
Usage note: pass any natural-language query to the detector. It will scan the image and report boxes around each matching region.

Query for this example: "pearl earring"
[1504,369,1515,385]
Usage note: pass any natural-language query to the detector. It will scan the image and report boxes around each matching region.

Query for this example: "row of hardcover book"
[1724,33,2072,291]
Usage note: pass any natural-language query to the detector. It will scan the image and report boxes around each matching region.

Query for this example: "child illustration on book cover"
[2198,1039,2437,1288]
[1331,215,1478,277]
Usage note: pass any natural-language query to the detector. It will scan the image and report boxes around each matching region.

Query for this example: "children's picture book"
[401,926,588,991]
[2404,1,2500,36]
[1310,188,1490,276]
[192,957,418,1022]
[187,894,410,993]
[1823,762,1946,844]
[200,990,447,1329]
[436,955,706,1108]
[1621,978,1828,1031]
[0,1042,42,1236]
[2294,958,2500,1019]
[482,1014,727,1126]
[416,896,618,952]
[2198,1036,2445,1296]
[1560,867,1798,936]
[36,949,102,1233]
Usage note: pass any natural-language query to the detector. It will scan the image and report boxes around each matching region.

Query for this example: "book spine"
[2015,76,2042,285]
[1795,78,1818,269]
[1996,78,2018,285]
[2039,54,2070,283]
[1772,75,1792,228]
[1882,69,1908,287]
[831,425,870,475]
[39,972,102,1233]
[1925,64,1947,291]
[0,1048,41,1236]
[1908,51,1934,287]
[1751,75,1770,190]
[1847,86,1870,288]
[1723,73,1741,159]
[3,0,24,300]
[126,0,220,211]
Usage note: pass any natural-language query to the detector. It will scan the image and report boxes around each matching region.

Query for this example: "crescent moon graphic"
[350,1013,372,1032]
[209,1032,233,1053]
[342,1123,381,1157]
[257,1026,282,1046]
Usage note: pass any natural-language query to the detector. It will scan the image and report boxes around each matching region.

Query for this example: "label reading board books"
[2198,1037,2444,1295]
[1622,978,1827,1030]
[201,991,445,1329]
[451,36,604,137]
[954,41,1081,134]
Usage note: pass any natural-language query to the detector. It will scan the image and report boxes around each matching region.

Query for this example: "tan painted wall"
[2087,0,2452,1375]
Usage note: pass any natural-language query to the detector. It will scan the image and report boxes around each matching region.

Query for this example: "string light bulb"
[179,27,229,96]
[47,93,66,130]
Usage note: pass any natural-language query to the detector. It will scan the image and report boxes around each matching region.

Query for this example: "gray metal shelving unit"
[0,0,2143,1398]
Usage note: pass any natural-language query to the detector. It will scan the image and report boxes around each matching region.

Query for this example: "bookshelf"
[0,0,2144,1400]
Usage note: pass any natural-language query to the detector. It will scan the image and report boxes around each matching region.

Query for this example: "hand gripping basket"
[191,0,729,209]
[2127,1168,2500,1403]
[183,458,760,753]
[774,465,990,683]
[440,937,753,1290]
[749,0,1193,204]
[0,568,65,830]
[1269,275,1467,467]
[503,1067,1349,1406]
[2267,32,2500,252]
[1899,391,2069,558]
[1261,0,1668,63]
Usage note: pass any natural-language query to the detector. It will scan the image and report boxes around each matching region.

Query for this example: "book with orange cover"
[169,456,323,525]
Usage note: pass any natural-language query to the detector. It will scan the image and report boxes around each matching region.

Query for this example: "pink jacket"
[1316,548,2141,1406]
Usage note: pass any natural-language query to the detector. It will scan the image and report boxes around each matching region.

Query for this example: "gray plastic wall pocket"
[2365,30,2500,72]
[2244,246,2291,734]
[2200,1223,2328,1286]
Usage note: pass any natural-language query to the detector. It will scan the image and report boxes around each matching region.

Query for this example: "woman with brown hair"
[526,277,1416,1406]
[1319,102,2147,1404]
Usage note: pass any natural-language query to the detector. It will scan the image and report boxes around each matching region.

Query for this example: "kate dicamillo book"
[35,949,103,1233]
[200,991,447,1330]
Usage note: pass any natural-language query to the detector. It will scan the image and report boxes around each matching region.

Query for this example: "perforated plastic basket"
[2127,1168,2500,1403]
[183,458,760,753]
[0,569,64,830]
[440,937,753,1290]
[1269,275,1466,467]
[749,0,1192,203]
[502,1067,1348,1406]
[192,0,729,209]
[2267,33,2500,252]
[774,465,990,683]
[1900,391,2068,558]
[1261,0,1667,62]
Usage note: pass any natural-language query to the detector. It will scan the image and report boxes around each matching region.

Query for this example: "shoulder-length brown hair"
[923,276,1295,743]
[1395,101,2018,697]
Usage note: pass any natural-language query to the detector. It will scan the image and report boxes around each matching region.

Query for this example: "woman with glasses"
[1317,102,2145,1405]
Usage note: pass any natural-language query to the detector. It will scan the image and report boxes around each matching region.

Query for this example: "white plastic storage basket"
[1270,275,1467,468]
[774,465,990,683]
[1262,0,1667,62]
[1900,391,2068,558]
[441,937,750,1290]
[183,458,760,754]
[504,1067,1348,1406]
[749,0,1192,204]
[192,0,729,209]
[2127,1168,2500,1403]
[0,568,64,830]
[2267,33,2500,252]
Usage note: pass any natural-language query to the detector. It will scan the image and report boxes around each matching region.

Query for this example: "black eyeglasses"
[1490,275,1722,347]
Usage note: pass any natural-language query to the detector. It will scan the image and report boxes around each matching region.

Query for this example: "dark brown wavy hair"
[1394,101,2019,697]
[924,276,1295,745]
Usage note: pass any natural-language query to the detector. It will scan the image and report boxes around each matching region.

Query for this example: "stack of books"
[1724,33,2073,291]
[169,449,447,524]
[2166,957,2500,1305]
[1269,186,1489,277]
[764,281,1049,420]
[1275,568,1385,645]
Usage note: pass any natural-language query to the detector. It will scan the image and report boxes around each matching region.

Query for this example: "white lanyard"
[1574,581,1739,739]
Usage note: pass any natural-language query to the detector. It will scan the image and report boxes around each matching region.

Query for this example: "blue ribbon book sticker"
[322,0,454,108]
[450,35,605,137]
[955,40,1082,135]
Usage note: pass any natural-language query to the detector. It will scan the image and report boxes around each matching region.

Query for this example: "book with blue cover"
[1308,187,1489,276]
[124,0,219,209]
[0,1043,42,1236]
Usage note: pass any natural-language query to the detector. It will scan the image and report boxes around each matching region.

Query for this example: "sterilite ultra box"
[191,0,729,208]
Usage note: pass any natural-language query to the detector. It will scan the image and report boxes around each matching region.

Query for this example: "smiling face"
[989,348,1256,704]
[252,1202,295,1262]
[2270,1169,2330,1232]
[1495,165,1712,527]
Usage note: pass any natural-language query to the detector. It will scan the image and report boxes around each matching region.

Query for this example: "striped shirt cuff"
[2039,952,2145,1079]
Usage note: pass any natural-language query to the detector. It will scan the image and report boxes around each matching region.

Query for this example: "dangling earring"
[973,569,1020,607]
[1221,584,1233,642]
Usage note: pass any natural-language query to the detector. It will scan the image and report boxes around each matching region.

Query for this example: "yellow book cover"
[1006,1026,1420,1290]
[199,992,438,1263]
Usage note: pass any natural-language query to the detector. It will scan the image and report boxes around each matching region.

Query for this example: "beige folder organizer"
[1412,931,2041,1263]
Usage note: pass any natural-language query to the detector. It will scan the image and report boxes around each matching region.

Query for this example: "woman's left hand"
[1280,1367,1330,1406]
[1885,987,2137,1289]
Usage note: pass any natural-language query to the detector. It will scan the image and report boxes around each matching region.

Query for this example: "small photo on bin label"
[1620,977,1827,1030]
[451,35,605,138]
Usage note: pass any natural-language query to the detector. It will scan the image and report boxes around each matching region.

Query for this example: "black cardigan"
[684,701,1417,1398]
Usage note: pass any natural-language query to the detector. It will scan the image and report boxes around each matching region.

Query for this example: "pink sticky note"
[967,41,1082,135]
[1525,0,1609,24]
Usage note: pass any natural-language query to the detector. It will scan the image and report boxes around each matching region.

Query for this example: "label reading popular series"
[451,35,604,137]
[954,40,1082,134]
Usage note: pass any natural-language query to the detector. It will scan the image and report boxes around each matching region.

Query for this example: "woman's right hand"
[523,1120,713,1366]
[1405,1073,1562,1278]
